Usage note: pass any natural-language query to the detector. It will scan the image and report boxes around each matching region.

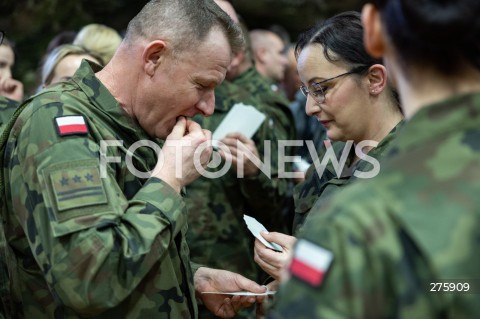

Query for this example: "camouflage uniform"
[0,97,20,319]
[0,97,19,136]
[293,122,402,233]
[232,67,296,153]
[269,92,480,318]
[232,67,297,231]
[1,61,197,318]
[186,80,288,319]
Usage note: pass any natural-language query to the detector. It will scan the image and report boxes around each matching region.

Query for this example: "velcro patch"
[49,166,107,212]
[55,115,88,136]
[289,239,334,286]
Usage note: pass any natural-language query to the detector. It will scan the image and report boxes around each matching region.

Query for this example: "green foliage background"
[0,0,362,95]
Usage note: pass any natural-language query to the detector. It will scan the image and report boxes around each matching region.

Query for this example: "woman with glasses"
[253,10,403,295]
[268,0,480,317]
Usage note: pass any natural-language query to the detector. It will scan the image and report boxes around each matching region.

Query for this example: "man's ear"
[142,40,167,77]
[254,47,268,65]
[367,64,388,96]
[362,4,385,59]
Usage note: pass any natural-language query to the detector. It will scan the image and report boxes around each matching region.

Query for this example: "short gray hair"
[125,0,244,56]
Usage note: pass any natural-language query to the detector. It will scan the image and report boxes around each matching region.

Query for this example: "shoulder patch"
[49,165,107,213]
[289,239,334,286]
[54,115,88,136]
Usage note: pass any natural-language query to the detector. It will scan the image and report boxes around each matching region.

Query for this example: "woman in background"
[41,44,102,87]
[73,23,122,64]
[0,36,23,101]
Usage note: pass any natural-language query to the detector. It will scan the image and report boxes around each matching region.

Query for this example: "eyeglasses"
[0,31,4,45]
[300,65,369,103]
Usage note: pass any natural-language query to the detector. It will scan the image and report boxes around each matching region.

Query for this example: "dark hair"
[369,0,480,74]
[295,11,400,107]
[295,11,381,70]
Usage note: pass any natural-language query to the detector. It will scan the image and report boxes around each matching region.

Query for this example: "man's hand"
[195,267,267,318]
[0,77,23,101]
[219,132,260,177]
[256,280,279,319]
[153,117,212,192]
[254,232,297,280]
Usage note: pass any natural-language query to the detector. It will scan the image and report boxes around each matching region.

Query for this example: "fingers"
[168,117,187,139]
[225,132,249,143]
[260,232,297,249]
[185,119,203,134]
[233,273,266,294]
[220,297,236,318]
[202,129,212,142]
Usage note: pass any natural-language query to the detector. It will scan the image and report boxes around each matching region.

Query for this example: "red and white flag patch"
[55,115,88,136]
[289,239,334,286]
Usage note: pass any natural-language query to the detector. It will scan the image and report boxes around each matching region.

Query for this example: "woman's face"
[0,44,14,81]
[297,44,371,143]
[49,54,100,85]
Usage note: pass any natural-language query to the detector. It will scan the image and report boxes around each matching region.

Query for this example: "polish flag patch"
[289,239,334,286]
[55,115,88,136]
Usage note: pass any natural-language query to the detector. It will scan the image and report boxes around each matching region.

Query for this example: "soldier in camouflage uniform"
[269,1,480,318]
[254,11,403,282]
[185,3,289,317]
[232,54,297,234]
[0,98,19,319]
[0,1,267,318]
[187,80,288,319]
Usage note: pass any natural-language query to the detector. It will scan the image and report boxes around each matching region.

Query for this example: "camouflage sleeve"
[0,97,19,136]
[8,104,187,315]
[269,185,408,319]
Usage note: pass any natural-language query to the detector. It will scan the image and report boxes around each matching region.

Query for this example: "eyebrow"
[307,77,328,86]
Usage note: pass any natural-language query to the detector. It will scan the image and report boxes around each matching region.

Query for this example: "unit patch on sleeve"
[55,115,88,136]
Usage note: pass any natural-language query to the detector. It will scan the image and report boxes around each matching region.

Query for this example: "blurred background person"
[41,44,102,88]
[0,30,21,135]
[73,23,122,65]
[249,29,289,94]
[0,36,23,102]
[232,23,296,232]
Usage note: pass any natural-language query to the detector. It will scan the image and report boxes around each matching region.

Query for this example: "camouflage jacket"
[0,97,20,319]
[292,122,403,233]
[186,80,288,281]
[269,92,480,319]
[0,97,19,136]
[1,61,196,318]
[232,67,297,232]
[232,67,296,154]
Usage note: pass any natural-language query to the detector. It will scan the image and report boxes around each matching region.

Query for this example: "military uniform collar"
[72,60,150,140]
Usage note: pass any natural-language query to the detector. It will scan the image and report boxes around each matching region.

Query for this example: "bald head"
[250,29,288,82]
